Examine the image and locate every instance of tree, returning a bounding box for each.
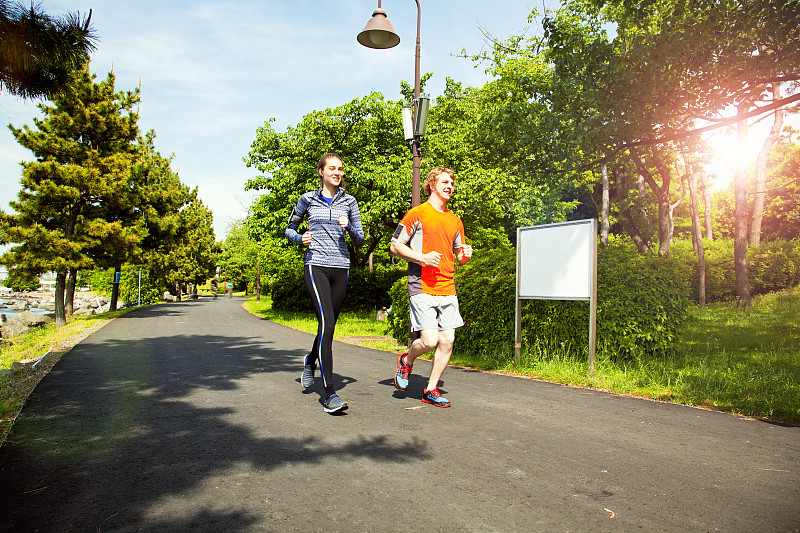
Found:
[482,0,799,303]
[219,220,258,293]
[0,1,97,99]
[758,142,800,241]
[161,197,217,299]
[1,67,139,326]
[245,92,411,268]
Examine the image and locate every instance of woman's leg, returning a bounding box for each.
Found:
[304,265,346,398]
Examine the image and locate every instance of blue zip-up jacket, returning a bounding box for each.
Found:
[285,187,365,268]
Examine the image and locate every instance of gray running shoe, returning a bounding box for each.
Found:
[301,365,315,388]
[323,393,348,414]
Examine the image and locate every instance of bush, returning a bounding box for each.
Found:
[82,266,162,305]
[269,266,406,313]
[344,267,406,311]
[389,240,693,361]
[387,276,411,343]
[671,238,800,302]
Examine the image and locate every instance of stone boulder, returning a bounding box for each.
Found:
[3,310,54,338]
[8,300,28,311]
[163,292,175,302]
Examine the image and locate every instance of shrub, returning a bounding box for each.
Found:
[269,266,406,313]
[387,276,410,343]
[671,238,800,302]
[389,239,693,361]
[82,266,162,305]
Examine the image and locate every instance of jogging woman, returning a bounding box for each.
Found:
[285,153,365,414]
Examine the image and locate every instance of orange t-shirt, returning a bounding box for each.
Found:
[392,202,465,296]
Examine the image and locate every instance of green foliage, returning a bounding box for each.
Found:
[386,276,410,344]
[389,240,693,361]
[672,238,800,302]
[0,3,97,100]
[761,142,800,241]
[269,270,309,313]
[219,219,258,292]
[245,93,410,270]
[81,266,162,305]
[270,266,407,314]
[3,268,40,291]
[345,267,406,312]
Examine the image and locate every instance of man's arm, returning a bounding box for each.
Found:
[390,240,443,268]
[456,244,473,264]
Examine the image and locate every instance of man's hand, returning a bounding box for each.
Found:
[302,231,313,246]
[420,250,443,267]
[458,244,473,263]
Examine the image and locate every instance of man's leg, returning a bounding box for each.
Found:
[405,329,439,366]
[426,329,455,391]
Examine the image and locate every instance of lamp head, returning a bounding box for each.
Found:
[357,8,401,49]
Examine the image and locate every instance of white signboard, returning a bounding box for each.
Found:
[514,219,598,374]
[517,220,595,300]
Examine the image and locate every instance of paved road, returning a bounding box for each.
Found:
[0,297,797,532]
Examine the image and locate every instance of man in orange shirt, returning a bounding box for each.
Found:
[390,167,473,407]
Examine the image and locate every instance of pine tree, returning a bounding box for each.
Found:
[1,67,140,326]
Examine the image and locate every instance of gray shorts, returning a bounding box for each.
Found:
[409,293,464,332]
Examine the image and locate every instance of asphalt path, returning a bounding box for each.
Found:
[0,296,797,532]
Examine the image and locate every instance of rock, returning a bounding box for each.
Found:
[0,338,13,349]
[11,360,30,372]
[163,292,175,302]
[8,300,28,311]
[3,310,54,338]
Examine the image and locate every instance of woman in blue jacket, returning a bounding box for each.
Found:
[285,153,365,414]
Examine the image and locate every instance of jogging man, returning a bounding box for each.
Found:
[389,167,473,407]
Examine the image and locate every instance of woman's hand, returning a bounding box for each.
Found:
[338,214,348,228]
[302,231,313,246]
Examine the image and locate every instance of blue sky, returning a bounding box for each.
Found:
[0,0,549,236]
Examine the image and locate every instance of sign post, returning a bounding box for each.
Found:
[515,219,598,376]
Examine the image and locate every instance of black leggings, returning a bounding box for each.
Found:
[303,264,349,391]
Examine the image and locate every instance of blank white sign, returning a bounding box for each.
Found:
[517,220,595,300]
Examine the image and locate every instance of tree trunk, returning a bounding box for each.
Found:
[701,173,714,241]
[600,163,610,246]
[687,163,706,307]
[668,172,687,246]
[749,83,784,246]
[110,266,121,311]
[614,167,651,254]
[630,148,672,257]
[54,270,67,328]
[255,251,261,302]
[175,280,182,302]
[65,268,77,315]
[734,103,752,307]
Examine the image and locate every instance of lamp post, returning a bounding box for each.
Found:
[358,0,427,207]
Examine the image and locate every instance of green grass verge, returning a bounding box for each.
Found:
[245,288,800,425]
[243,297,405,353]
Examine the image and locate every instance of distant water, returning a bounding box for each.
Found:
[0,299,53,320]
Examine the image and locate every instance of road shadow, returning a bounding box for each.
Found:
[0,304,430,532]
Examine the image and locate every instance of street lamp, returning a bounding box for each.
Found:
[358,0,428,207]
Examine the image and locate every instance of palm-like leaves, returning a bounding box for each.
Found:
[0,0,97,99]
